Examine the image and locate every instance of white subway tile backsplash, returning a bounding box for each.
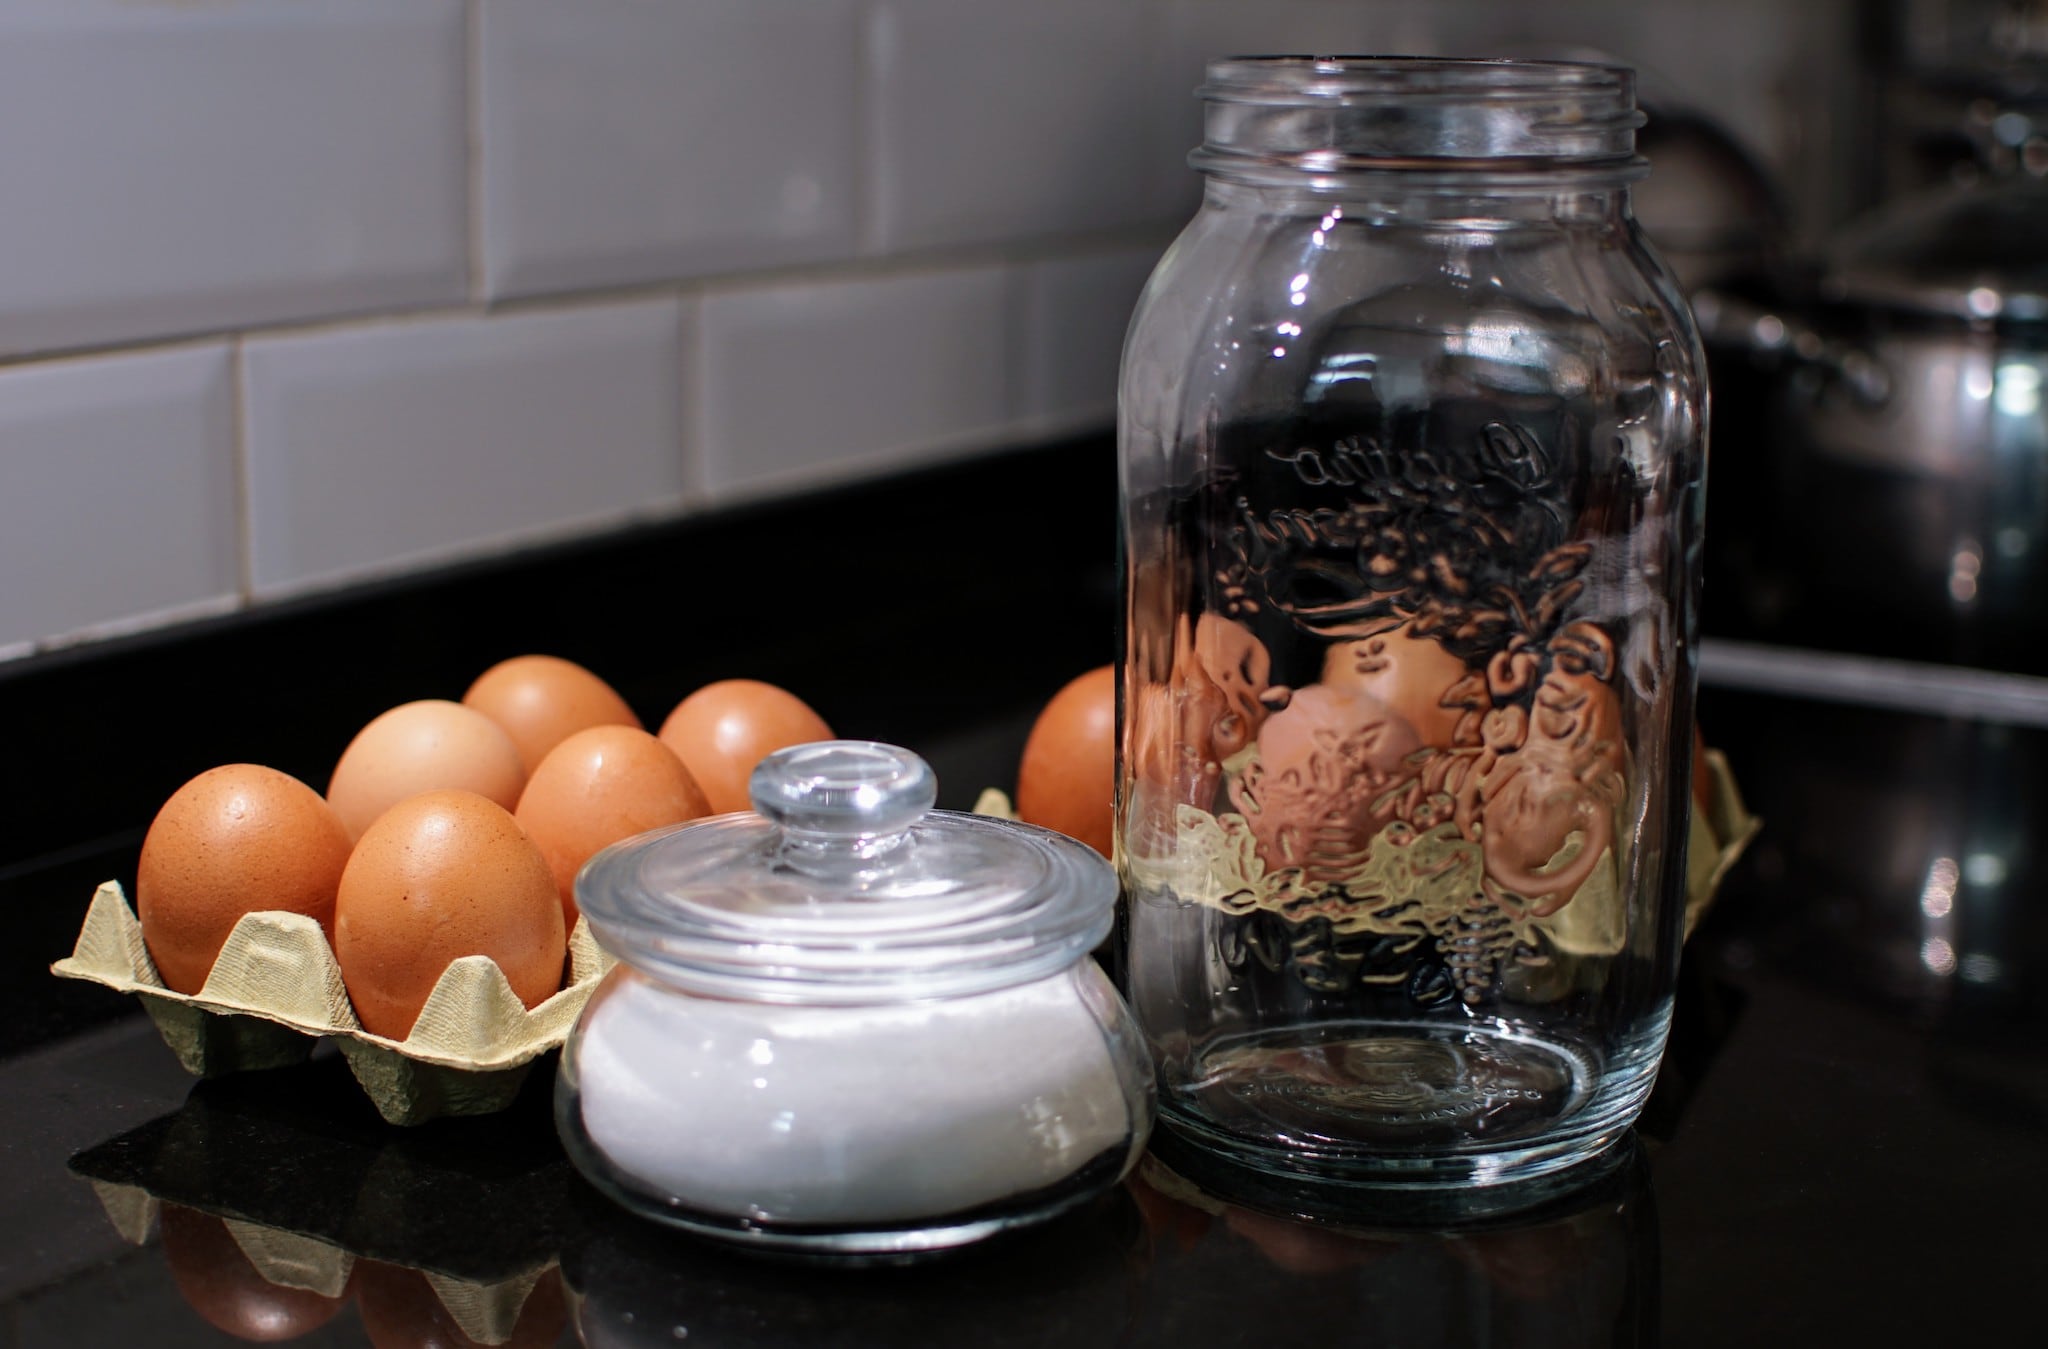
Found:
[0,0,1860,663]
[479,0,863,299]
[868,0,1159,252]
[242,300,688,599]
[1018,245,1163,432]
[0,1,468,358]
[697,267,1011,500]
[0,346,238,651]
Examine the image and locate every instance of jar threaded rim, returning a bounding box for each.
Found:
[1195,56,1648,187]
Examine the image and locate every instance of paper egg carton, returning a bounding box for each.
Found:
[1684,748,1761,938]
[51,881,613,1125]
[86,1179,556,1347]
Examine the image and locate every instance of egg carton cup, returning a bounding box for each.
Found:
[1684,748,1761,939]
[51,881,614,1125]
[85,1178,551,1347]
[973,747,1759,941]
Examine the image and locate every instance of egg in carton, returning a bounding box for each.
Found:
[51,881,613,1125]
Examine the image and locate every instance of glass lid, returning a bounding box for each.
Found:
[575,741,1116,1003]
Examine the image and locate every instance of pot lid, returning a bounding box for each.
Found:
[574,740,1115,1003]
[1823,174,2048,323]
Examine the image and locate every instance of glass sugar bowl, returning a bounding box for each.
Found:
[558,740,1155,1256]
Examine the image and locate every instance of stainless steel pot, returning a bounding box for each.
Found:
[1701,170,2048,673]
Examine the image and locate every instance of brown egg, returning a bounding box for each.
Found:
[657,679,835,814]
[137,764,354,995]
[159,1203,350,1342]
[1253,683,1423,786]
[355,1261,565,1349]
[1128,615,1276,815]
[462,654,641,773]
[1016,665,1116,858]
[334,790,566,1041]
[1233,683,1422,887]
[1320,623,1473,748]
[516,725,711,925]
[327,700,527,842]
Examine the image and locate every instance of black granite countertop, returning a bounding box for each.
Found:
[2,684,2040,1347]
[1,441,2041,1346]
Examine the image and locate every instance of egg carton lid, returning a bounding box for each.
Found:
[51,882,613,1124]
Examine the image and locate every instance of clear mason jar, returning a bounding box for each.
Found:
[558,741,1154,1256]
[1118,58,1707,1192]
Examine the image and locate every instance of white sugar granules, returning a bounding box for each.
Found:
[570,964,1137,1226]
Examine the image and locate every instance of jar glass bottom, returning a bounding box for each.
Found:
[1155,1004,1671,1197]
[558,1086,1140,1257]
[1144,1124,1644,1228]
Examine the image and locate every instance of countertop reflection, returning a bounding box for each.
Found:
[66,1046,1659,1349]
[1122,1138,1655,1349]
[567,1137,1655,1349]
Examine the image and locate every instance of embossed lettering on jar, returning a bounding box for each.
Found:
[1117,57,1706,1192]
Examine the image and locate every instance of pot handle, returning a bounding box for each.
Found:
[1691,288,1892,407]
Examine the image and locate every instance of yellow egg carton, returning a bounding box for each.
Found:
[51,881,614,1126]
[1684,748,1762,939]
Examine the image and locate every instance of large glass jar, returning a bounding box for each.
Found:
[559,741,1153,1256]
[1118,58,1706,1191]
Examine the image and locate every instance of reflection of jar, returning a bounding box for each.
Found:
[559,741,1154,1255]
[564,1184,1147,1349]
[1118,59,1706,1190]
[1127,1135,1658,1347]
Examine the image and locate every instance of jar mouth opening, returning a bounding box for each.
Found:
[1196,55,1646,182]
[1203,56,1637,106]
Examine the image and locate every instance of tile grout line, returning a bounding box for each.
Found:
[677,284,708,509]
[0,225,1174,375]
[1003,256,1031,428]
[227,336,255,608]
[855,0,883,257]
[465,0,487,304]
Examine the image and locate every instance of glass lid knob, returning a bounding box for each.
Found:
[749,741,938,844]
